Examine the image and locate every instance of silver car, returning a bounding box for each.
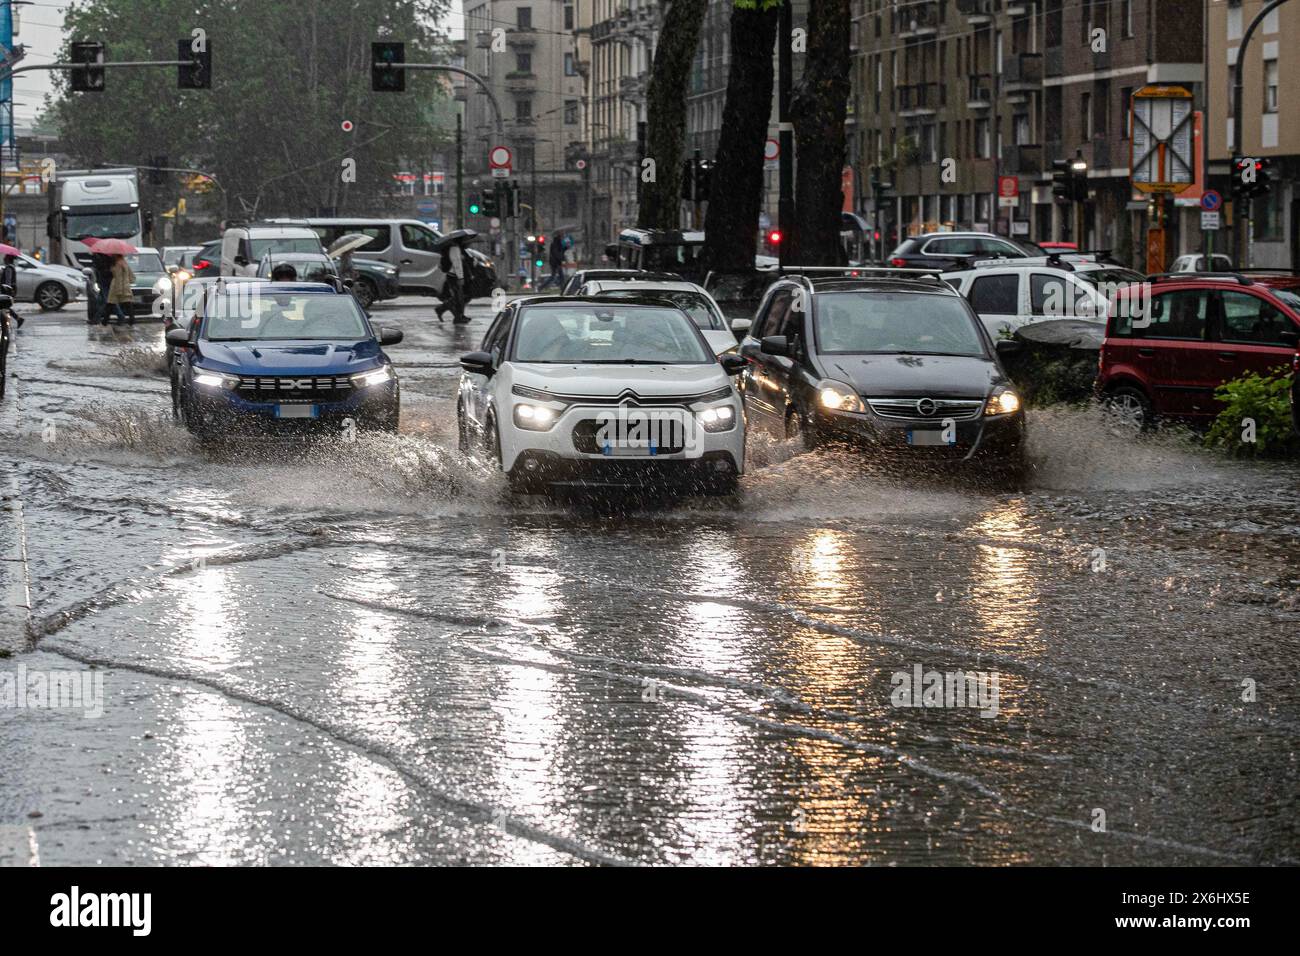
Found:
[8,253,84,311]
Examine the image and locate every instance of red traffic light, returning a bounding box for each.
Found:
[767,229,782,245]
[537,235,546,244]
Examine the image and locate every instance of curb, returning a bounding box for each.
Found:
[0,338,31,655]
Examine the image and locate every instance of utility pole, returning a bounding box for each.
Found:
[777,0,794,266]
[455,112,464,231]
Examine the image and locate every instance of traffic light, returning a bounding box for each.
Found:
[371,42,406,92]
[70,41,106,92]
[1051,159,1072,203]
[467,194,482,216]
[506,181,521,218]
[1231,156,1271,200]
[695,159,713,202]
[766,229,783,252]
[481,186,499,218]
[534,235,545,268]
[178,38,211,89]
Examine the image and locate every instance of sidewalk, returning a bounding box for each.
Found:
[0,338,32,656]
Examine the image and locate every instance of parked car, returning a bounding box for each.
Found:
[1097,272,1300,428]
[1170,253,1235,273]
[887,232,1046,271]
[220,223,325,276]
[943,261,1144,339]
[560,269,684,296]
[736,273,1027,482]
[168,281,402,440]
[188,240,223,278]
[271,217,497,299]
[456,296,747,495]
[575,278,735,355]
[161,245,202,270]
[253,251,401,308]
[7,252,84,311]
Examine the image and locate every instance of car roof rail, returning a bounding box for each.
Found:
[1234,267,1300,275]
[1148,271,1253,285]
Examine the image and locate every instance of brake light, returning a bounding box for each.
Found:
[889,257,907,268]
[193,259,211,271]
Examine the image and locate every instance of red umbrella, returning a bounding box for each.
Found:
[90,238,137,255]
[0,242,20,257]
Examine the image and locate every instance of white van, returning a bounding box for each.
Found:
[943,262,1145,339]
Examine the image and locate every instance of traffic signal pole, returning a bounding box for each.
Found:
[1228,0,1290,266]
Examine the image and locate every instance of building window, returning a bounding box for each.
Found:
[1121,87,1133,137]
[564,4,574,31]
[1081,92,1093,138]
[1014,114,1030,145]
[565,99,578,125]
[517,6,532,29]
[564,53,577,76]
[516,52,531,74]
[563,191,579,217]
[1122,0,1134,37]
[1253,192,1281,241]
[515,99,532,122]
[975,118,990,158]
[1264,59,1278,113]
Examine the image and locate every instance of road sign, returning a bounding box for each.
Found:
[998,175,1019,208]
[1201,211,1221,231]
[1201,189,1222,212]
[1130,85,1194,193]
[764,138,779,170]
[489,145,512,169]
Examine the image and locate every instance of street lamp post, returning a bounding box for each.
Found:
[1070,150,1088,249]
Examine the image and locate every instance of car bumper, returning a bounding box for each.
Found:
[499,399,745,485]
[812,406,1026,465]
[187,381,400,435]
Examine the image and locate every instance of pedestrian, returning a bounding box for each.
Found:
[435,240,469,324]
[1,254,22,330]
[539,234,566,291]
[104,253,134,326]
[91,252,114,323]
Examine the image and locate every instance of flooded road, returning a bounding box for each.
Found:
[2,300,1297,866]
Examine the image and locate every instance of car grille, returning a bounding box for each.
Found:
[235,375,354,403]
[571,417,688,455]
[867,397,984,422]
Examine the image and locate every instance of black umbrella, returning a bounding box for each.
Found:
[432,229,480,252]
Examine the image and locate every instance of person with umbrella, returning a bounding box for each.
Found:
[539,232,568,291]
[434,229,477,325]
[94,238,138,327]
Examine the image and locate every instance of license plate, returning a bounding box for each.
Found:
[601,441,657,457]
[907,428,955,446]
[276,404,317,419]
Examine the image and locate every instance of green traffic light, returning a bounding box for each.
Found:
[469,203,481,215]
[534,259,544,267]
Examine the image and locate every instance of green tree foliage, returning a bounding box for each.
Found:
[1204,367,1299,457]
[48,0,451,220]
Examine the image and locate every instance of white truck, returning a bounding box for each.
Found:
[47,168,146,269]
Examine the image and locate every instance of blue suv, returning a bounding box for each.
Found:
[168,281,402,440]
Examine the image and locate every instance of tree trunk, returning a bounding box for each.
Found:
[700,2,780,273]
[638,0,708,230]
[791,0,851,265]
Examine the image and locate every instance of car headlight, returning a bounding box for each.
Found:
[513,402,558,431]
[985,388,1022,416]
[174,269,191,283]
[194,369,238,390]
[351,366,394,388]
[698,403,737,432]
[152,276,171,296]
[818,380,866,413]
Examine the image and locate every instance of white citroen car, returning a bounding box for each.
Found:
[457,296,746,495]
[575,278,738,355]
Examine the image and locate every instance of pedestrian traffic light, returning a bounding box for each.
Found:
[371,42,406,93]
[69,41,106,92]
[178,38,211,89]
[467,194,482,216]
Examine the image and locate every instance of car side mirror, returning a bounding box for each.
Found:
[720,354,747,376]
[995,339,1022,354]
[460,350,494,376]
[730,317,752,335]
[379,327,403,346]
[165,328,190,346]
[1279,330,1300,349]
[760,335,790,357]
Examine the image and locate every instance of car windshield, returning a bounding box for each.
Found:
[815,291,986,356]
[127,253,164,273]
[512,304,712,364]
[263,256,333,280]
[65,208,140,240]
[1014,239,1047,255]
[203,291,369,341]
[1272,289,1300,312]
[249,237,323,259]
[595,289,723,329]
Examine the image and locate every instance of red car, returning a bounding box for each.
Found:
[1097,272,1300,428]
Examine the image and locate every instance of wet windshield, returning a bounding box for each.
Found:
[594,289,723,329]
[512,305,712,364]
[815,292,986,356]
[126,253,165,274]
[203,291,369,341]
[249,238,324,258]
[65,209,140,240]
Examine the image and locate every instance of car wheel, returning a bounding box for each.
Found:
[785,406,817,450]
[457,402,471,453]
[1103,385,1153,432]
[170,374,180,422]
[484,412,502,468]
[352,278,376,310]
[36,281,68,312]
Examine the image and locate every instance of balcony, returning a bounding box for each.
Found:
[1006,0,1037,15]
[897,82,940,116]
[894,1,940,38]
[1091,48,1110,71]
[1001,143,1044,175]
[956,0,997,25]
[1003,52,1042,93]
[504,72,537,93]
[967,74,992,109]
[506,28,536,48]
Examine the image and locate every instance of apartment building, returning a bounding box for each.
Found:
[1208,0,1299,269]
[462,1,589,267]
[852,0,1201,267]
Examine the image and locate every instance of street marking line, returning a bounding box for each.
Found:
[0,825,39,867]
